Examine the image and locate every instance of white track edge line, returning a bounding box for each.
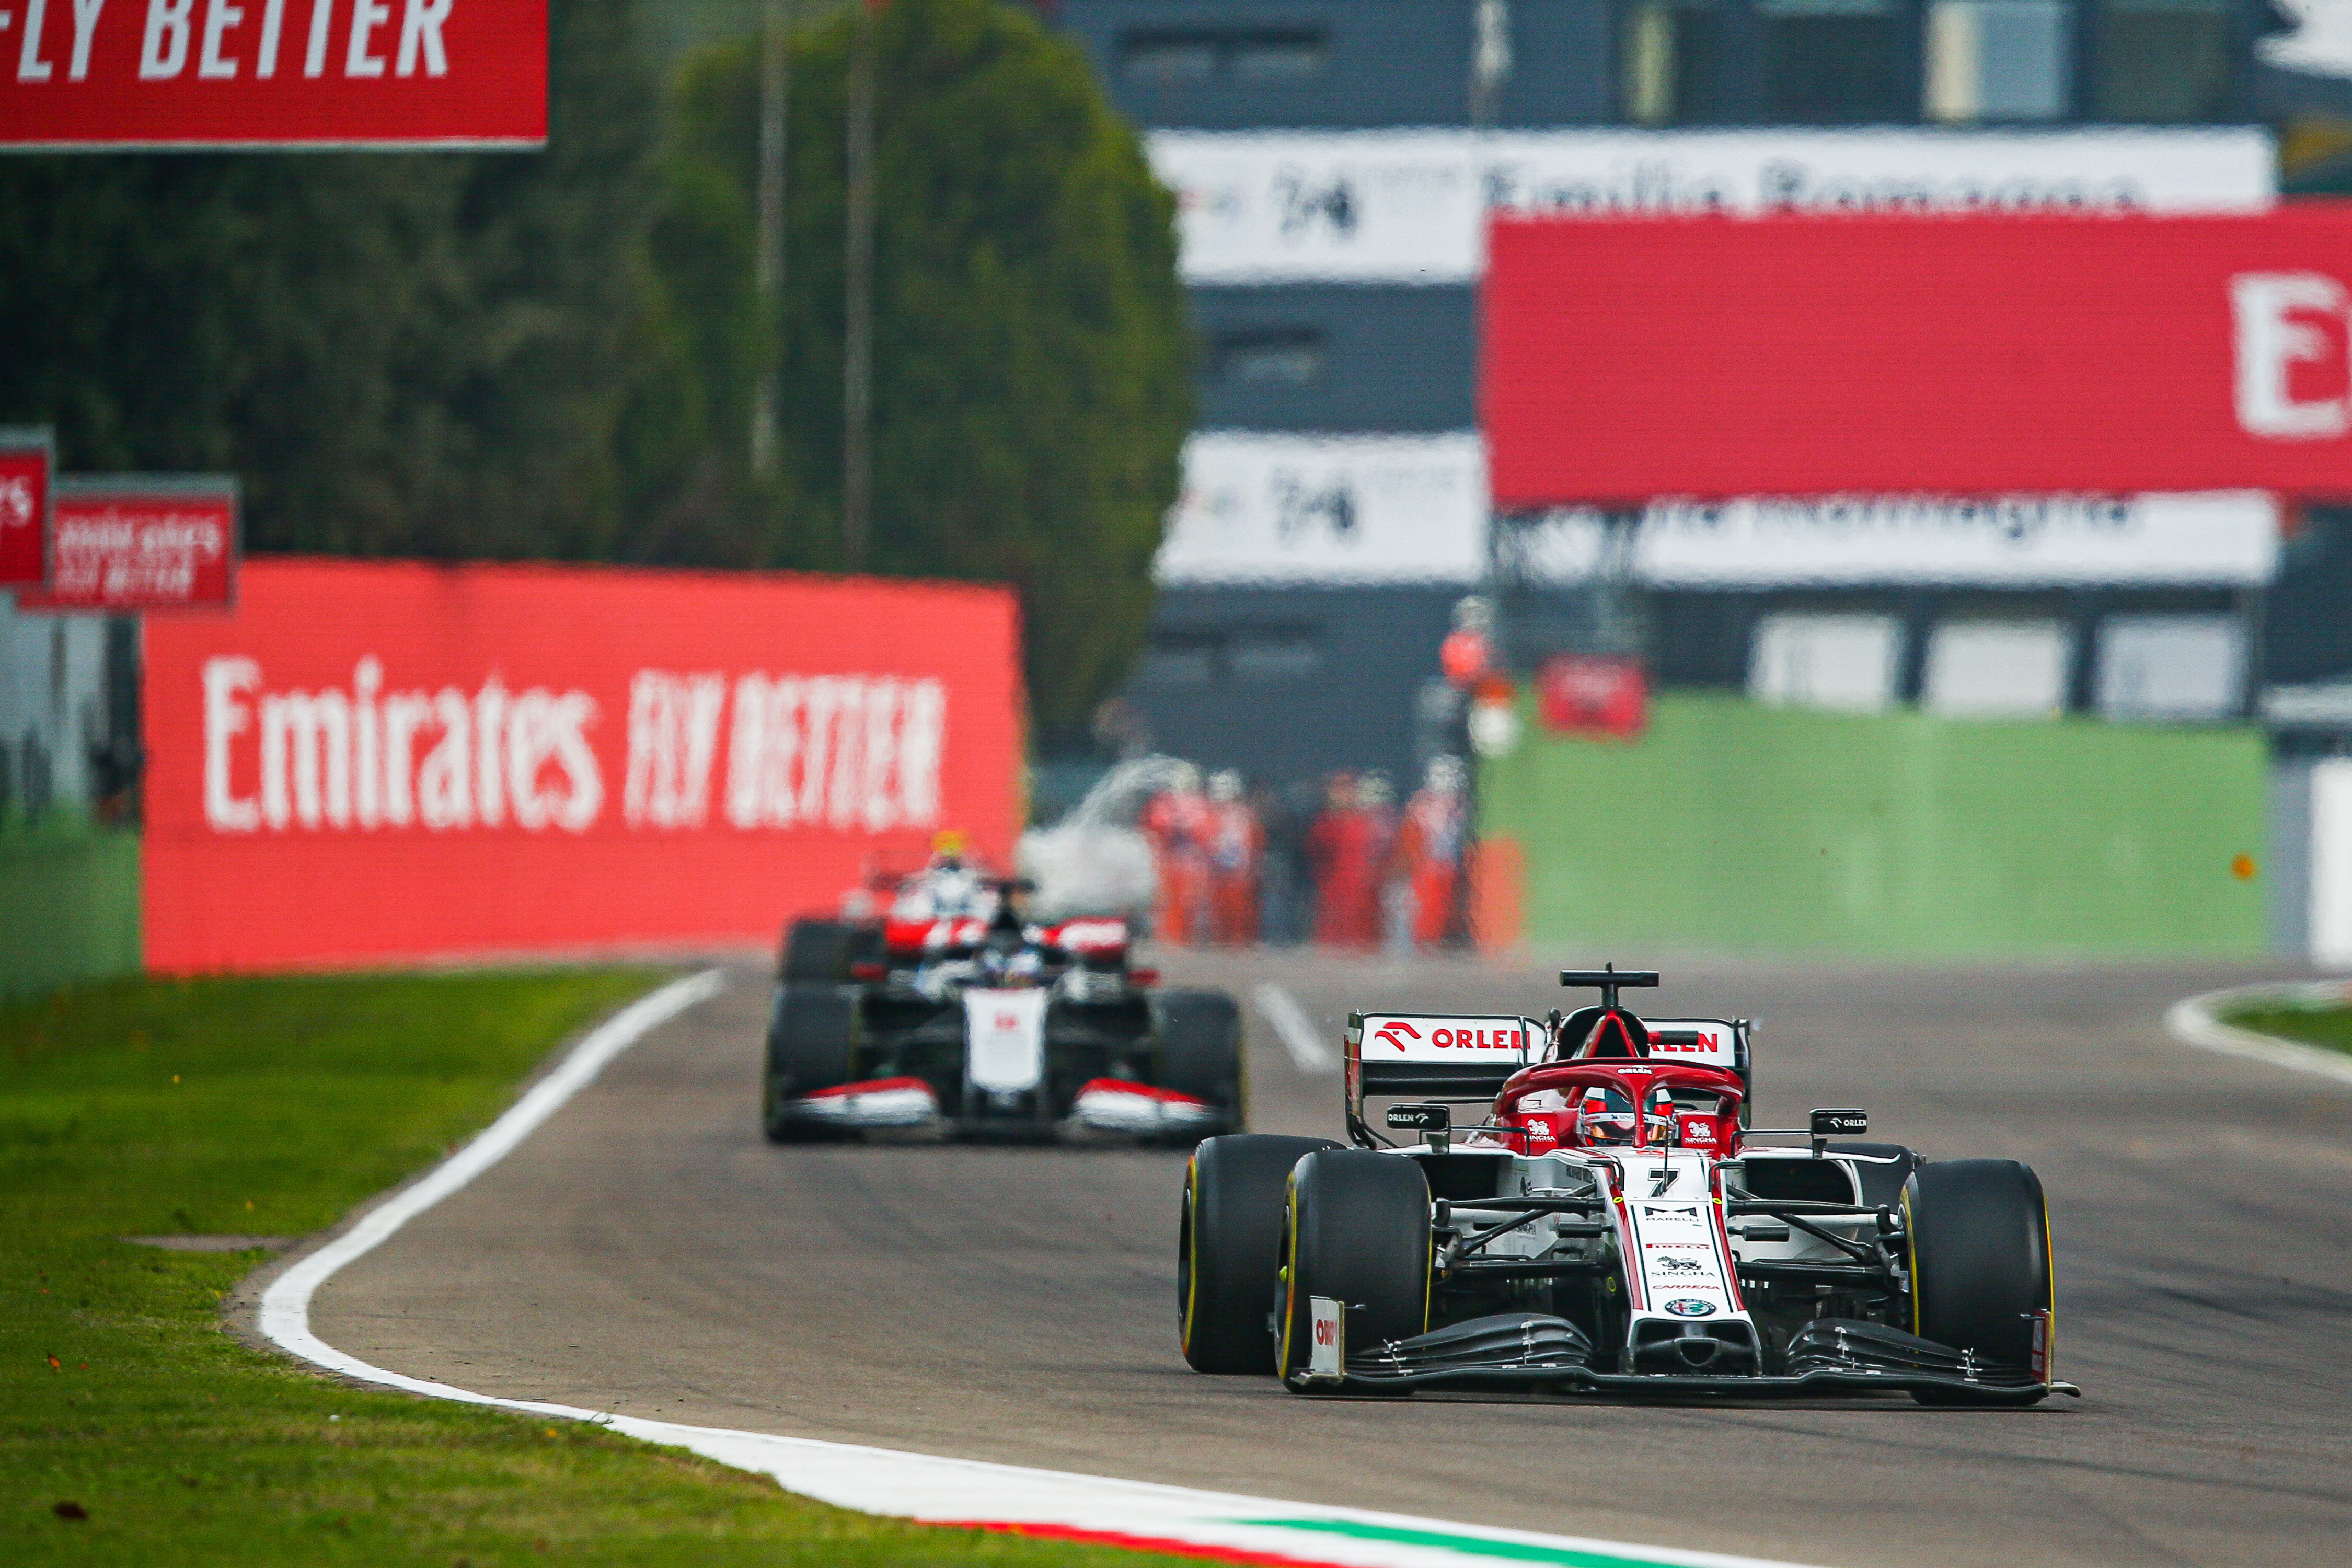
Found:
[2163,979,2352,1089]
[1253,981,1339,1074]
[256,964,1824,1568]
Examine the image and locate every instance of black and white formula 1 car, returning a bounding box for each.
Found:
[1179,966,2077,1405]
[762,879,1242,1144]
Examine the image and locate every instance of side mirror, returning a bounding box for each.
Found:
[1386,1102,1452,1151]
[1809,1106,1867,1158]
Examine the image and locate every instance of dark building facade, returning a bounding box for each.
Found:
[1050,0,2289,790]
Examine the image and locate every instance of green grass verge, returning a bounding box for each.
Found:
[2221,1002,2352,1057]
[2,970,1189,1566]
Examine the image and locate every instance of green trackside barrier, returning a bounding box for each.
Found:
[0,817,141,1000]
[1479,693,2269,958]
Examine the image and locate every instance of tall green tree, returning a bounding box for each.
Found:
[0,0,659,561]
[652,0,1194,735]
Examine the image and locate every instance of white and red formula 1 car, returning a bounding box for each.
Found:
[1179,965,2076,1404]
[762,870,1241,1144]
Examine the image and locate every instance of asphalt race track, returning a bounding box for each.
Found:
[308,951,2352,1568]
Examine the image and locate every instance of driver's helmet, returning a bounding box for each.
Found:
[1573,1085,1638,1146]
[927,864,983,918]
[1644,1082,1680,1144]
[1573,1082,1680,1147]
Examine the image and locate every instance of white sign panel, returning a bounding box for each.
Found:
[1517,492,2279,587]
[1152,128,2276,285]
[1159,131,1484,286]
[1156,432,1488,586]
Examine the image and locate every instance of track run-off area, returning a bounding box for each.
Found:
[283,951,2352,1568]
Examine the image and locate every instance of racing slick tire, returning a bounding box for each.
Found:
[760,983,857,1144]
[1904,1158,2054,1405]
[1827,1140,1921,1209]
[1155,989,1246,1131]
[780,919,852,983]
[1180,1134,1341,1374]
[1275,1150,1432,1392]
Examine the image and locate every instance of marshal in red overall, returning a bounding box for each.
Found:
[1178,966,2074,1404]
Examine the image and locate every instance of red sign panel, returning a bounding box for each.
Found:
[142,558,1023,972]
[1482,203,2352,506]
[16,478,238,611]
[0,0,545,147]
[1535,655,1647,740]
[0,430,53,587]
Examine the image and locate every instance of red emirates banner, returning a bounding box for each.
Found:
[0,429,54,587]
[142,558,1023,971]
[1483,203,2352,505]
[16,476,238,611]
[0,0,545,147]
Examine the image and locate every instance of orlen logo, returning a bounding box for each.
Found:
[1370,1020,1526,1051]
[1652,1031,1722,1056]
[2232,272,2352,440]
[1430,1025,1524,1050]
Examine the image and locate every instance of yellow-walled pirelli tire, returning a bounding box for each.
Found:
[1274,1150,1433,1393]
[1179,1134,1341,1374]
[1904,1158,2055,1407]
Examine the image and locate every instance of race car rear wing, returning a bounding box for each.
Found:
[1640,1017,1755,1122]
[1345,1012,1540,1146]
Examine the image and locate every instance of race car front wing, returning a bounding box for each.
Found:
[1323,1312,2081,1402]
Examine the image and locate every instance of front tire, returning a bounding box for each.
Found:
[1274,1150,1432,1391]
[1155,989,1246,1131]
[780,919,852,983]
[1179,1134,1340,1373]
[1905,1158,2054,1404]
[762,984,856,1144]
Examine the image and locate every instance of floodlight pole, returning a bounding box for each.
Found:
[841,0,878,571]
[750,0,792,479]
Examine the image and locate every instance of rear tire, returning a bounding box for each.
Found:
[1179,1134,1340,1374]
[780,919,852,983]
[1155,989,1245,1129]
[1905,1158,2053,1405]
[762,983,856,1144]
[1275,1150,1432,1391]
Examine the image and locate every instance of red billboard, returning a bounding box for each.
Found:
[142,558,1023,972]
[1482,203,2352,506]
[0,0,545,147]
[0,430,53,587]
[16,477,237,612]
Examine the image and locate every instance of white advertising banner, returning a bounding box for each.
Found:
[1158,438,2277,589]
[1518,492,2280,587]
[1156,431,1488,585]
[1151,127,2276,285]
